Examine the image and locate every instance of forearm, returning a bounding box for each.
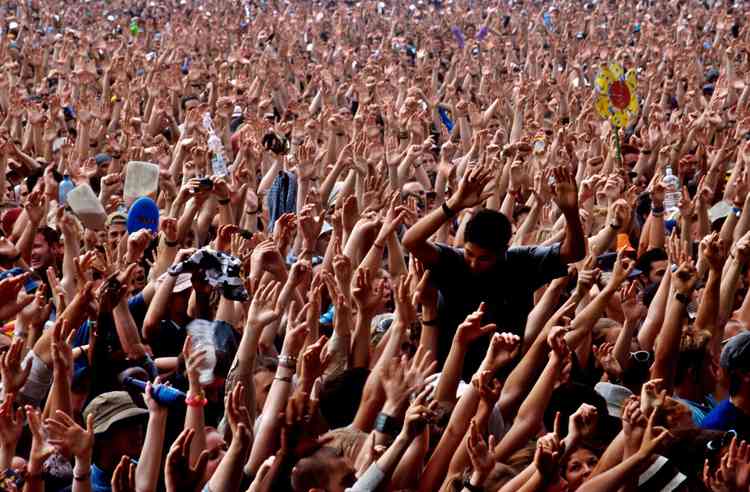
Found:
[136,411,167,492]
[113,302,147,360]
[42,368,72,421]
[246,365,294,474]
[16,216,40,264]
[208,441,248,492]
[567,284,618,350]
[613,319,638,373]
[351,312,373,369]
[72,454,92,492]
[385,232,407,278]
[419,387,480,492]
[638,271,671,351]
[495,356,562,461]
[720,257,743,321]
[577,453,651,492]
[651,297,685,392]
[142,277,176,341]
[390,430,428,490]
[434,340,468,403]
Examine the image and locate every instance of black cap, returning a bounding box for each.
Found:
[720,332,750,371]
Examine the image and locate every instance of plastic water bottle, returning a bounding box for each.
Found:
[662,166,681,215]
[187,319,217,386]
[203,113,228,176]
[58,175,74,206]
[122,377,186,406]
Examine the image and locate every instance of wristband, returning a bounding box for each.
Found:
[651,205,665,214]
[278,354,298,369]
[165,239,179,247]
[733,207,742,217]
[218,197,230,205]
[185,394,208,407]
[462,480,483,492]
[246,208,260,214]
[274,376,292,383]
[374,412,402,438]
[422,318,439,326]
[674,292,690,304]
[73,469,91,481]
[442,201,456,218]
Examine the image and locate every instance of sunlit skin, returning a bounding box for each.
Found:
[564,447,599,491]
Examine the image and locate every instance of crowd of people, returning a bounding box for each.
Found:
[0,0,750,490]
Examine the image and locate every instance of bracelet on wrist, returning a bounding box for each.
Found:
[274,375,293,383]
[278,354,298,370]
[442,201,456,218]
[246,207,260,214]
[73,469,91,481]
[218,197,230,205]
[165,239,179,247]
[185,394,208,407]
[422,318,439,326]
[374,412,402,438]
[462,478,484,492]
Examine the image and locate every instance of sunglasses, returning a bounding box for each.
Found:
[630,351,651,364]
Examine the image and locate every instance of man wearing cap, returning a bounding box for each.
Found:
[82,391,147,492]
[105,211,128,253]
[701,332,750,439]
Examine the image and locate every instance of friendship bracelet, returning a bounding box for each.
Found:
[186,394,208,407]
[274,376,292,383]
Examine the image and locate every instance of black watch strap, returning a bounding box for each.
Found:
[442,201,456,218]
[675,292,690,304]
[462,479,483,492]
[374,412,402,438]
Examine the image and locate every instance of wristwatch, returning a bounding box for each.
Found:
[462,479,483,492]
[374,412,402,438]
[674,292,690,304]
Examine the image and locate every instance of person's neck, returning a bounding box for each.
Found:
[731,392,750,416]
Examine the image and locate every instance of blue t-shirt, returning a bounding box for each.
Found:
[678,394,717,426]
[701,398,750,440]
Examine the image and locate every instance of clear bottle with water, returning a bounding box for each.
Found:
[202,113,228,177]
[58,175,74,206]
[662,166,681,215]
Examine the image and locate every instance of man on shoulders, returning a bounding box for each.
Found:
[403,165,586,377]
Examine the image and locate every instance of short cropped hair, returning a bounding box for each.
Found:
[464,209,513,253]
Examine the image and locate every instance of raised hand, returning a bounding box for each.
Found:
[593,342,622,380]
[700,232,726,272]
[672,259,698,295]
[46,410,95,460]
[467,418,496,484]
[0,395,23,461]
[0,339,31,396]
[456,302,497,345]
[352,267,382,316]
[25,406,55,476]
[165,429,210,492]
[551,165,579,213]
[482,332,521,373]
[111,455,137,492]
[568,403,598,446]
[448,164,494,211]
[247,280,281,329]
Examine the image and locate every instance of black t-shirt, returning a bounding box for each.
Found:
[429,242,568,379]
